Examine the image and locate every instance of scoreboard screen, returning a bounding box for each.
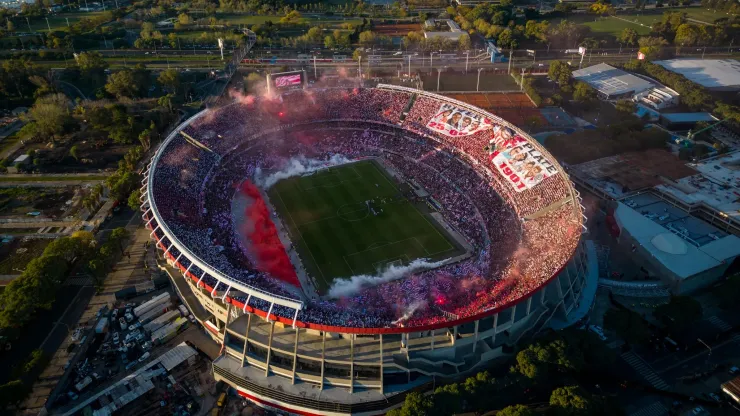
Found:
[267,70,306,94]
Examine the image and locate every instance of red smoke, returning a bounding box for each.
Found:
[239,181,301,287]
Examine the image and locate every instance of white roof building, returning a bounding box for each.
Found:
[613,195,740,294]
[654,59,740,91]
[572,63,654,99]
[655,151,740,232]
[423,19,465,41]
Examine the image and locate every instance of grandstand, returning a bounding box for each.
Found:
[141,86,597,415]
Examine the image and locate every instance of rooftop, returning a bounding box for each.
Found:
[660,112,717,123]
[654,59,740,90]
[615,197,740,279]
[572,63,653,97]
[569,149,697,198]
[655,151,740,221]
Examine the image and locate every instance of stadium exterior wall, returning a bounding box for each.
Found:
[142,87,594,415]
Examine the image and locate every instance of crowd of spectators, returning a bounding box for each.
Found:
[146,87,582,330]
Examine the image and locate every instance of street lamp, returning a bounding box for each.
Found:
[436,67,442,92]
[464,51,470,73]
[477,67,484,92]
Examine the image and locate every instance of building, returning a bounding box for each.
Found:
[572,63,654,100]
[7,154,30,174]
[659,112,717,131]
[654,59,740,91]
[609,196,740,294]
[632,86,680,110]
[143,87,598,416]
[422,19,465,41]
[654,151,740,235]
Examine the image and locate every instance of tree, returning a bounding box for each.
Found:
[105,69,138,98]
[511,339,583,380]
[498,404,535,416]
[75,51,108,75]
[638,36,669,60]
[573,81,597,102]
[29,93,71,140]
[674,23,701,46]
[280,10,302,24]
[603,308,649,345]
[324,34,336,49]
[359,30,377,46]
[458,33,472,51]
[386,392,433,416]
[615,99,636,114]
[550,386,591,416]
[110,227,129,254]
[157,94,174,113]
[177,13,191,25]
[69,145,79,161]
[654,296,702,333]
[548,61,572,86]
[618,28,638,46]
[128,189,142,211]
[0,380,26,409]
[157,69,180,94]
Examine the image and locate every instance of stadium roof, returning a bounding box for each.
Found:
[572,63,654,98]
[655,151,740,222]
[654,59,740,90]
[615,197,740,279]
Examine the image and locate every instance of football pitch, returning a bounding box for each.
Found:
[267,160,463,293]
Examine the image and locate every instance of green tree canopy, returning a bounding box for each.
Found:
[550,386,592,416]
[105,69,139,98]
[498,404,535,416]
[157,69,180,94]
[386,392,433,416]
[29,93,72,140]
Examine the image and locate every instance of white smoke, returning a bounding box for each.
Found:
[327,258,448,298]
[391,301,427,325]
[256,155,353,189]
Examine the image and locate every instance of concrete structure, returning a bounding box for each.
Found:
[142,87,598,415]
[654,59,740,91]
[7,154,30,173]
[609,195,740,294]
[632,86,679,110]
[572,63,654,100]
[422,19,465,41]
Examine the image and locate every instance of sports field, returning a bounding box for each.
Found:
[268,160,462,292]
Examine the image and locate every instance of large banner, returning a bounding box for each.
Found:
[426,103,493,137]
[488,125,558,192]
[274,73,302,88]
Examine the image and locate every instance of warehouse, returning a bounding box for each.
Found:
[572,63,654,100]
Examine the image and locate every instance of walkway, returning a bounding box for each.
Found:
[621,351,670,391]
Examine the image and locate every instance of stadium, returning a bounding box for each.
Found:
[140,74,596,415]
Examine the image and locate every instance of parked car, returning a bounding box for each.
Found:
[730,366,739,375]
[112,332,120,344]
[118,317,127,330]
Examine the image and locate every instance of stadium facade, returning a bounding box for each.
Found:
[141,86,598,415]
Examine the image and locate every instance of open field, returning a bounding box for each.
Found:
[445,92,542,127]
[25,11,110,31]
[373,23,422,36]
[0,238,52,275]
[419,72,519,92]
[268,160,461,292]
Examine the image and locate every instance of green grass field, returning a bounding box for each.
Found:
[25,11,110,32]
[268,160,461,292]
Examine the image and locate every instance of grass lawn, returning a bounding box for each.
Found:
[268,160,461,292]
[26,11,110,32]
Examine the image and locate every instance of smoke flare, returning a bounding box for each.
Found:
[256,155,353,189]
[239,181,300,287]
[327,259,448,298]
